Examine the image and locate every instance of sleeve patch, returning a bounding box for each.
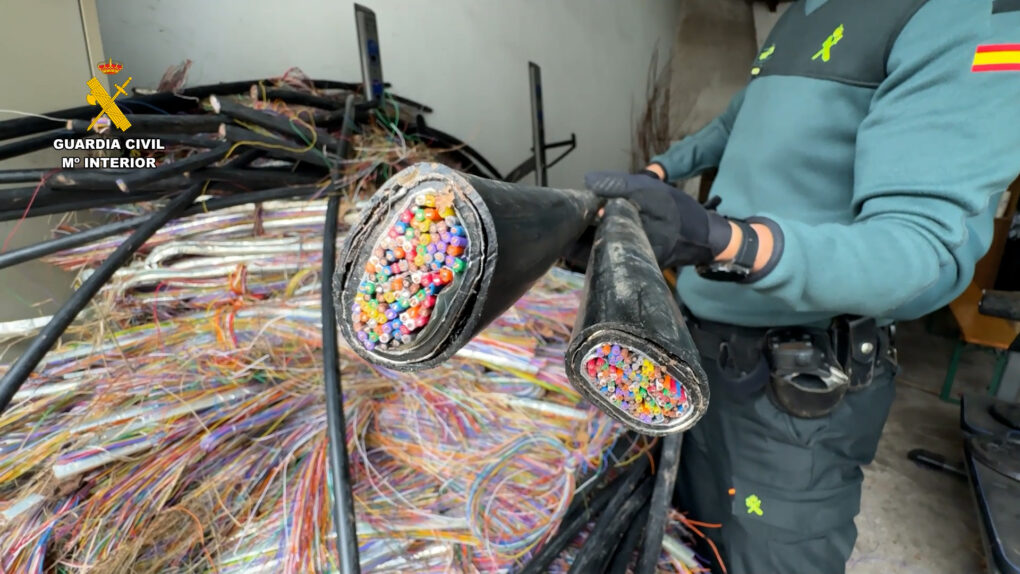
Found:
[972,44,1020,72]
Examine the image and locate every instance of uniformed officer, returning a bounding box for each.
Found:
[585,0,1020,572]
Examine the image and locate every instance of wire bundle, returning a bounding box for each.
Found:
[351,189,470,352]
[0,197,658,572]
[547,510,719,574]
[0,70,708,572]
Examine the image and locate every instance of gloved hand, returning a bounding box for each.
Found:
[583,170,732,269]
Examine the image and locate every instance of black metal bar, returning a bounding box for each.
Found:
[115,145,230,193]
[528,62,547,186]
[544,136,577,150]
[0,184,205,414]
[0,130,74,161]
[606,500,652,574]
[517,457,650,574]
[503,156,536,185]
[504,134,577,183]
[634,433,683,574]
[545,133,577,169]
[322,95,361,574]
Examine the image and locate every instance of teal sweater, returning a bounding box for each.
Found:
[653,0,1020,327]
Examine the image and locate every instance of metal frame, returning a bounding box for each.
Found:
[940,342,1009,404]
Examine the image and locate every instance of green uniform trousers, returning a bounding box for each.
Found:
[677,352,896,574]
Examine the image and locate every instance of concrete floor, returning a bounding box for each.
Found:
[848,315,999,574]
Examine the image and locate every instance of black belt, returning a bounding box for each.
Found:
[685,312,896,416]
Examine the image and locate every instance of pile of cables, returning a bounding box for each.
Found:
[0,69,721,572]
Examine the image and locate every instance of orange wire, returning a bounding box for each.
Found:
[164,505,219,573]
[685,519,723,528]
[680,517,727,574]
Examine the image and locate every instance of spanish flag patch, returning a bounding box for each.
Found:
[972,44,1020,72]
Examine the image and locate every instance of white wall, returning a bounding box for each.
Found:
[0,0,107,339]
[665,0,756,198]
[96,0,679,188]
[752,2,792,48]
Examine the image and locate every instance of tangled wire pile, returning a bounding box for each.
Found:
[0,68,715,573]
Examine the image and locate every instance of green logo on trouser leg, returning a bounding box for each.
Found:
[812,24,844,62]
[745,494,764,516]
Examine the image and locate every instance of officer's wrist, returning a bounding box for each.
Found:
[642,163,667,181]
[714,221,773,272]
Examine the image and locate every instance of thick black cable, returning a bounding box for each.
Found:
[0,130,75,161]
[115,145,230,193]
[0,215,145,269]
[605,501,652,574]
[0,79,430,143]
[0,79,373,141]
[211,95,342,151]
[65,114,229,135]
[0,156,317,269]
[516,456,650,574]
[46,166,316,192]
[0,169,52,184]
[634,433,683,574]
[0,191,171,222]
[219,125,331,168]
[322,94,360,574]
[0,185,176,210]
[0,183,324,269]
[567,472,654,573]
[0,150,269,220]
[406,120,503,181]
[0,183,205,414]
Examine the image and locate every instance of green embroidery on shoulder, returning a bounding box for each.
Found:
[812,24,844,62]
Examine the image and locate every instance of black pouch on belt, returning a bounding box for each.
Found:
[686,316,771,398]
[832,315,881,391]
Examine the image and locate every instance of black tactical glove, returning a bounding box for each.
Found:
[583,171,732,269]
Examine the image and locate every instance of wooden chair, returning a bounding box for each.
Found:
[941,282,1020,401]
[941,178,1020,402]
